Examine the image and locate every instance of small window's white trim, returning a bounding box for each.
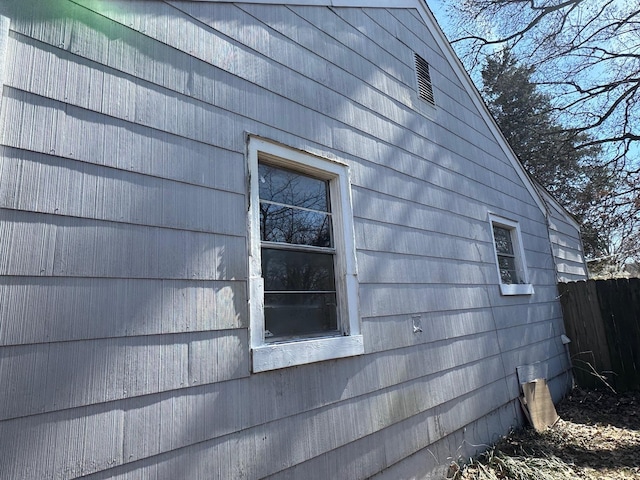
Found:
[252,335,364,373]
[498,283,535,296]
[247,136,362,372]
[488,214,534,296]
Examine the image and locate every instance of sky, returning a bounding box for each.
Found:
[425,0,452,37]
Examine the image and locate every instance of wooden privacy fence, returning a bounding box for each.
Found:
[558,278,640,392]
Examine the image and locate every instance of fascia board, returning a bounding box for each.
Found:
[171,0,549,216]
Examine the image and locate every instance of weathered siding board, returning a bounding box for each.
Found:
[0,277,245,345]
[0,330,249,420]
[496,320,558,355]
[180,1,418,100]
[0,209,245,280]
[369,385,515,479]
[373,367,574,480]
[360,284,493,318]
[363,309,498,353]
[357,250,494,285]
[349,156,544,225]
[344,122,534,211]
[237,3,416,95]
[5,46,249,150]
[333,7,433,84]
[499,339,565,380]
[490,301,563,330]
[539,188,588,282]
[547,210,580,237]
[527,269,562,289]
[0,15,8,111]
[356,216,555,285]
[553,244,586,264]
[0,105,244,194]
[0,147,245,235]
[352,188,497,240]
[0,404,125,480]
[351,190,552,270]
[356,218,493,262]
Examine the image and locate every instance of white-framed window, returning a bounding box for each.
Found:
[488,214,534,296]
[247,136,363,372]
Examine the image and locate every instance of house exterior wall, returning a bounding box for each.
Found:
[540,190,589,282]
[0,1,574,478]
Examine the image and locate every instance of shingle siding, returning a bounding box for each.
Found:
[0,1,579,478]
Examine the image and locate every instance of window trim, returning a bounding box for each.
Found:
[247,136,363,372]
[488,214,534,296]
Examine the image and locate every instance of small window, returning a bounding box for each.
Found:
[259,163,338,339]
[489,214,534,295]
[248,137,363,372]
[414,53,435,105]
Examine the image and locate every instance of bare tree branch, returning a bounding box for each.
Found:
[444,0,640,267]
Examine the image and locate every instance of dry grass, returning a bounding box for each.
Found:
[449,388,640,480]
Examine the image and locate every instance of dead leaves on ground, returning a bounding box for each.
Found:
[452,388,640,480]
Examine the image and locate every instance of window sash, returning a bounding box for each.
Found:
[260,201,333,248]
[258,162,339,341]
[496,252,520,284]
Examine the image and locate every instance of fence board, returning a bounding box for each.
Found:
[596,279,640,391]
[559,279,640,391]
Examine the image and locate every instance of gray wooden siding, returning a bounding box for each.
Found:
[0,1,571,478]
[542,192,589,281]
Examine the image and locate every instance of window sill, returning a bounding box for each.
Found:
[252,334,364,373]
[499,283,535,296]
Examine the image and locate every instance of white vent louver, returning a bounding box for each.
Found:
[414,53,435,105]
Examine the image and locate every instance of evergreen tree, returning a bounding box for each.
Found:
[481,50,612,256]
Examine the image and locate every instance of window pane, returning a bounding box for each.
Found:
[264,293,338,338]
[493,226,515,255]
[262,248,336,292]
[497,255,519,284]
[260,203,332,247]
[259,163,328,212]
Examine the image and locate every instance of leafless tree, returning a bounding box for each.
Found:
[444,0,639,268]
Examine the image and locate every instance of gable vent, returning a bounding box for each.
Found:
[414,53,435,105]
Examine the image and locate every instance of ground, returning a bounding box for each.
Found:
[451,388,640,479]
